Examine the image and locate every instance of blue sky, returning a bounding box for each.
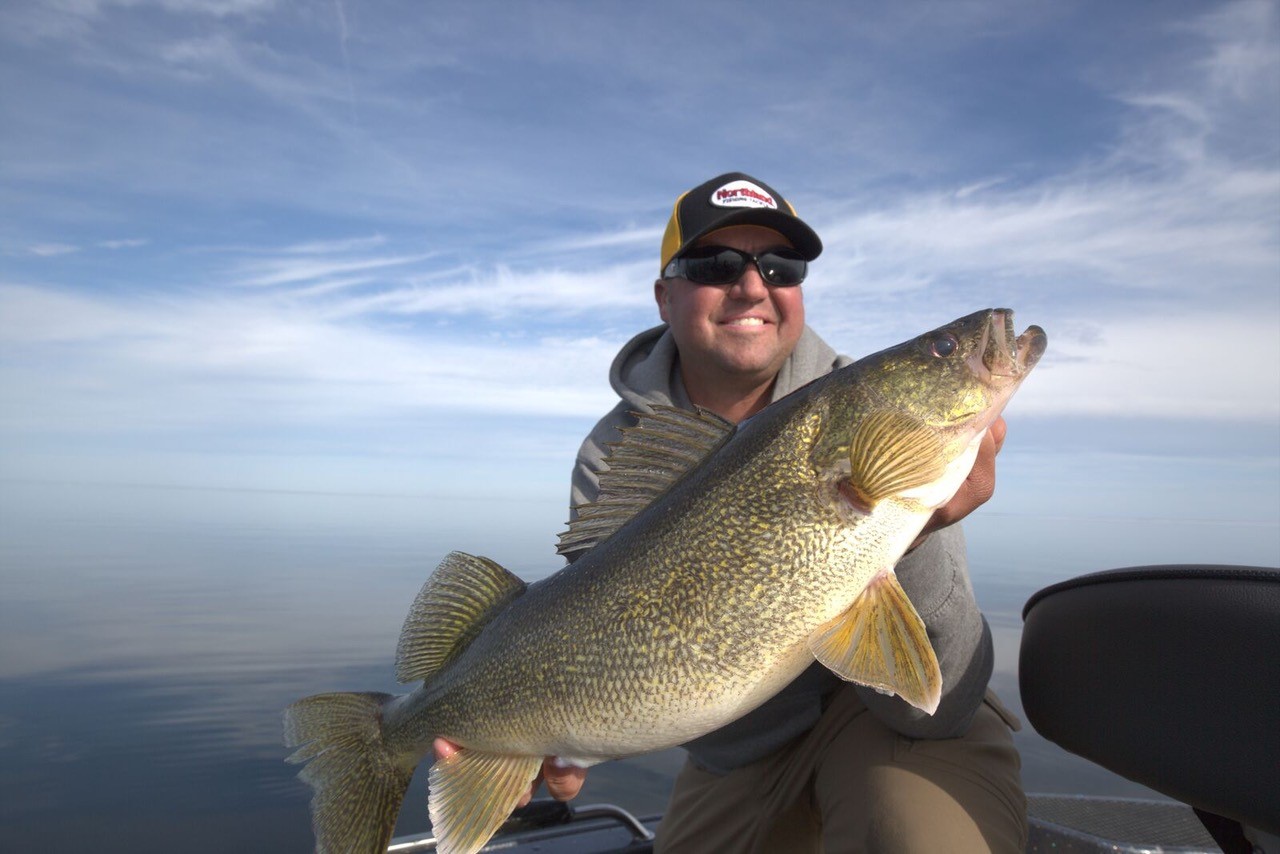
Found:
[1,0,1277,563]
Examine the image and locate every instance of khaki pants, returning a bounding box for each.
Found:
[655,686,1027,853]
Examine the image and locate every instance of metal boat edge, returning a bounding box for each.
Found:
[388,792,1227,853]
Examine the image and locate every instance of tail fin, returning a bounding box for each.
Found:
[283,691,414,854]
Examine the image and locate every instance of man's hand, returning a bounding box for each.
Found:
[432,738,587,807]
[911,416,1006,548]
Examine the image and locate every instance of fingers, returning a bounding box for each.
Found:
[433,737,459,761]
[518,758,587,806]
[919,420,1007,538]
[543,758,588,801]
[989,416,1007,455]
[965,426,999,508]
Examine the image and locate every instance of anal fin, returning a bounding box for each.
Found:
[428,749,543,854]
[808,570,942,714]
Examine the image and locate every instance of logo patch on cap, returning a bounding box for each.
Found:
[710,179,777,210]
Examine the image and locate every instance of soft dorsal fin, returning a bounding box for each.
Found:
[395,551,526,684]
[846,410,947,509]
[556,405,734,557]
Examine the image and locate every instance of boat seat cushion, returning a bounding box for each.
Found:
[1019,565,1280,834]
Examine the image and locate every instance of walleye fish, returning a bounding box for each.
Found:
[284,308,1046,854]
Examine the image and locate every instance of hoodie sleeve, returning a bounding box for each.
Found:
[853,523,994,739]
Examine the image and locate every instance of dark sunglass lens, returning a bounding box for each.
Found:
[682,248,746,284]
[674,247,806,286]
[759,251,807,286]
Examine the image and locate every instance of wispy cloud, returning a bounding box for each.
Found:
[812,162,1277,301]
[1011,310,1280,421]
[0,280,622,436]
[1187,0,1278,99]
[801,0,1279,425]
[26,243,80,257]
[278,235,387,255]
[541,227,664,254]
[321,263,657,320]
[232,252,436,288]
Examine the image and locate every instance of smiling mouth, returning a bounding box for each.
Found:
[723,317,767,327]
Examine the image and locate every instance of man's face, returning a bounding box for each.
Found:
[655,224,806,389]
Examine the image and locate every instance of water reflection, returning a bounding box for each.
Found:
[0,481,646,851]
[1,481,1275,852]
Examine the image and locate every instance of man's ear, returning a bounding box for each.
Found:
[654,279,670,323]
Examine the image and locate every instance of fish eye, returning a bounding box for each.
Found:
[929,334,959,358]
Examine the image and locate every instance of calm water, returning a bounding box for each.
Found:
[1,480,1276,852]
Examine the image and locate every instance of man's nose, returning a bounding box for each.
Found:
[728,265,769,299]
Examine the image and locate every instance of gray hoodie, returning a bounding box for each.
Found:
[569,324,995,774]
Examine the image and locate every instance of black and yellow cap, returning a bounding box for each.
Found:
[659,172,823,274]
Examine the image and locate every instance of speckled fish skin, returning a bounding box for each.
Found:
[284,308,1046,854]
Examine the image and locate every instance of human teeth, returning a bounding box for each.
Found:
[727,318,764,326]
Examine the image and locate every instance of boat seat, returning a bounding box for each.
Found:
[1019,565,1280,840]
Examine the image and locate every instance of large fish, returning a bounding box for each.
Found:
[284,308,1046,854]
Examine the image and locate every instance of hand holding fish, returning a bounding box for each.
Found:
[911,416,1007,550]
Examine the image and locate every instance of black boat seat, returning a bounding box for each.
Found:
[1019,565,1280,838]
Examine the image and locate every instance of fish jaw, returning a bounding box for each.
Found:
[982,308,1048,378]
[965,308,1047,426]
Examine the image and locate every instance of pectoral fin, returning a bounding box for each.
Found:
[428,749,543,854]
[808,571,942,715]
[846,410,947,509]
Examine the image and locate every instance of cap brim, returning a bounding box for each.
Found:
[670,208,823,266]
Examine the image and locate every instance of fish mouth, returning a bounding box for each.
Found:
[975,309,1047,380]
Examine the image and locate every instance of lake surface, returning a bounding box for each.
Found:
[1,479,1276,852]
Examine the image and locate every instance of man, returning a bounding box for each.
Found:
[439,172,1026,852]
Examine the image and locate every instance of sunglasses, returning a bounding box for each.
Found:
[663,245,808,287]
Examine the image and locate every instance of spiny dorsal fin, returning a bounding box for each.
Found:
[395,551,525,684]
[556,405,734,557]
[846,410,947,508]
[808,569,942,714]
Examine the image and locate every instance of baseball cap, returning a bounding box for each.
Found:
[659,172,823,274]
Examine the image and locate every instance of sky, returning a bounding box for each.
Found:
[1,0,1277,564]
